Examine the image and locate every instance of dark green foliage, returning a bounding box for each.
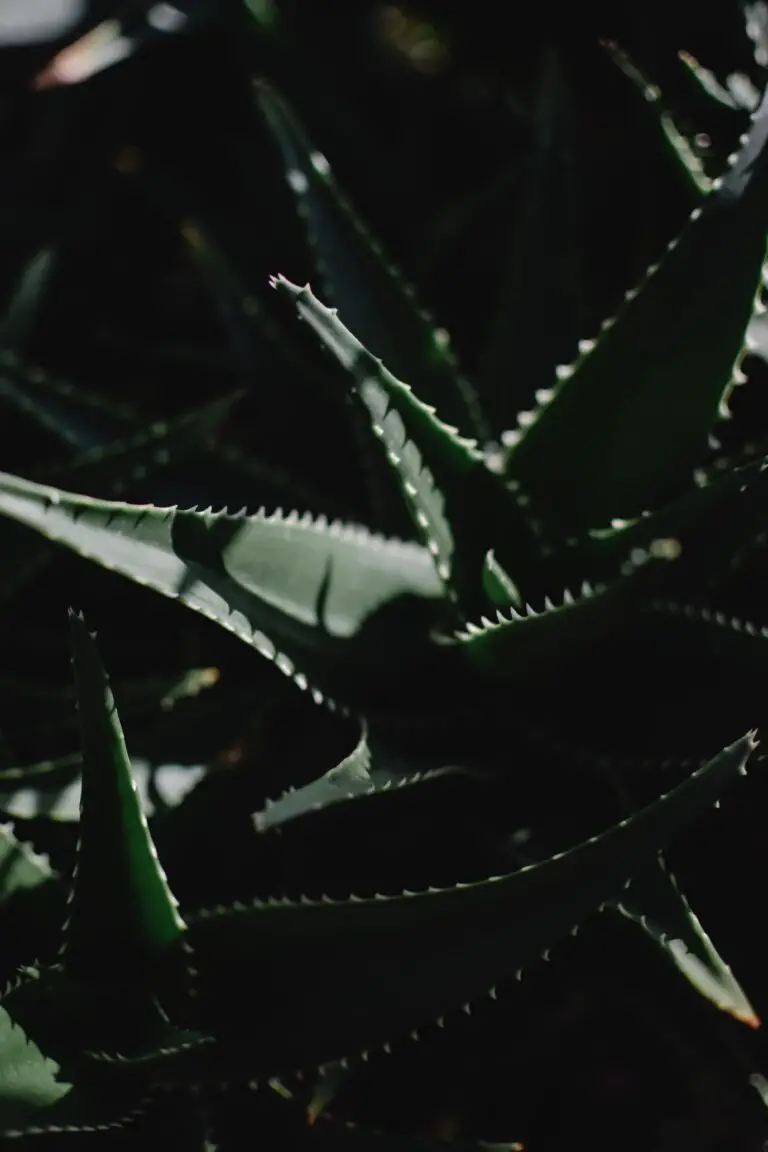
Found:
[3,2,768,1149]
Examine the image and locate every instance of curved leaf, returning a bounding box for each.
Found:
[0,1001,151,1139]
[0,350,138,452]
[186,735,756,1074]
[455,551,667,681]
[550,450,768,600]
[503,79,768,537]
[0,823,55,904]
[617,856,759,1027]
[253,722,372,832]
[475,46,587,431]
[0,471,449,710]
[0,246,58,354]
[0,1003,71,1135]
[272,276,532,613]
[256,81,489,442]
[0,394,239,610]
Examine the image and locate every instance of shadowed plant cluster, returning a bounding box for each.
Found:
[3,2,768,1149]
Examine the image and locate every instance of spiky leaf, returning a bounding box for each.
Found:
[456,551,666,680]
[618,856,759,1027]
[0,1004,71,1134]
[554,451,768,599]
[256,81,488,441]
[253,723,372,832]
[186,735,756,1073]
[0,823,55,903]
[65,610,185,983]
[0,472,448,711]
[0,394,239,610]
[503,81,768,537]
[0,1001,150,1138]
[272,276,532,611]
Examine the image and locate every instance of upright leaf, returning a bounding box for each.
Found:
[272,276,534,613]
[256,81,489,442]
[476,46,586,430]
[64,609,185,983]
[503,81,768,538]
[0,246,58,353]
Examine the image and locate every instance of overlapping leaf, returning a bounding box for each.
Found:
[256,81,489,442]
[186,735,756,1074]
[502,79,768,537]
[0,471,449,712]
[272,275,534,612]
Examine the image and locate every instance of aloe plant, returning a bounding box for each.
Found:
[2,2,768,1147]
[0,609,756,1139]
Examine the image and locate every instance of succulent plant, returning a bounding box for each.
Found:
[4,1,768,1147]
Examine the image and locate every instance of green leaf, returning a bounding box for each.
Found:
[503,81,768,538]
[0,472,448,711]
[272,276,531,613]
[0,823,55,904]
[64,610,185,983]
[0,350,138,452]
[256,81,489,442]
[603,42,713,196]
[38,392,238,492]
[481,550,521,610]
[253,723,372,832]
[0,394,238,610]
[0,245,58,354]
[552,451,768,600]
[475,46,587,431]
[677,50,759,115]
[186,734,756,1073]
[0,1003,72,1135]
[455,551,666,681]
[617,856,759,1027]
[506,821,758,1029]
[0,999,151,1138]
[0,752,82,788]
[305,1061,349,1126]
[253,725,461,835]
[0,668,220,755]
[178,217,276,393]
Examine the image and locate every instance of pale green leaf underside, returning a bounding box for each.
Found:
[618,855,759,1026]
[0,349,136,452]
[0,1005,71,1135]
[0,1003,148,1137]
[254,722,372,832]
[0,470,445,701]
[0,824,55,903]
